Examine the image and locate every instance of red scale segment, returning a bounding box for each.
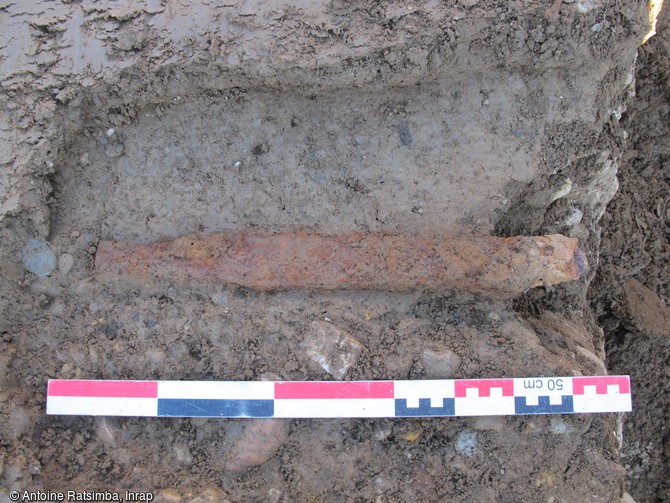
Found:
[274,381,394,399]
[48,380,158,398]
[572,376,630,395]
[455,379,514,398]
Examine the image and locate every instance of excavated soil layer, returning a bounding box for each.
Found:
[0,1,664,502]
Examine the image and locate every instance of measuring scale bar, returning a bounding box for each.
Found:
[46,376,632,418]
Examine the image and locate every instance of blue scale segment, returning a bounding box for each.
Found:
[395,398,455,417]
[514,395,574,414]
[157,399,274,418]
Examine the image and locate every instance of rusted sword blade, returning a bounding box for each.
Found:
[95,232,588,298]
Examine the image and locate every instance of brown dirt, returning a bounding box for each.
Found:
[590,2,670,501]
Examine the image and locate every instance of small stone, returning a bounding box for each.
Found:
[373,424,393,441]
[10,407,32,437]
[79,153,90,167]
[225,419,289,473]
[145,349,165,364]
[187,488,231,503]
[28,461,41,476]
[0,256,24,281]
[88,245,98,255]
[565,208,583,226]
[622,278,670,338]
[422,349,461,378]
[106,128,116,137]
[0,353,11,388]
[209,292,230,309]
[535,471,557,488]
[267,488,283,503]
[397,118,412,146]
[95,417,117,447]
[303,321,363,379]
[70,230,81,239]
[455,430,477,457]
[400,429,422,442]
[58,253,74,275]
[105,142,125,158]
[251,142,270,155]
[173,444,193,465]
[549,418,572,435]
[22,239,57,277]
[155,489,183,503]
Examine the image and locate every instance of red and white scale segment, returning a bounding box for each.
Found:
[46,376,631,418]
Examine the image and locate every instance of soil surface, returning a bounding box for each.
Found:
[0,1,665,502]
[591,2,670,501]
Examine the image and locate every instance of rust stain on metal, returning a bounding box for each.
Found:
[95,231,588,298]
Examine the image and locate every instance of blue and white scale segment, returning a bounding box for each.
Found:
[46,376,631,418]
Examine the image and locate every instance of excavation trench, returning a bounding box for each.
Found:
[0,1,654,500]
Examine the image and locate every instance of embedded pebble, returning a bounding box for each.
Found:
[58,253,74,275]
[173,444,193,465]
[303,320,363,379]
[188,488,231,503]
[154,489,183,503]
[95,417,117,447]
[209,292,230,308]
[105,142,125,157]
[549,418,572,435]
[373,423,393,441]
[22,239,57,276]
[225,419,289,473]
[267,488,283,503]
[422,349,461,378]
[145,349,165,364]
[0,353,11,388]
[0,256,24,281]
[397,118,413,146]
[455,430,477,457]
[565,208,584,226]
[10,407,32,437]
